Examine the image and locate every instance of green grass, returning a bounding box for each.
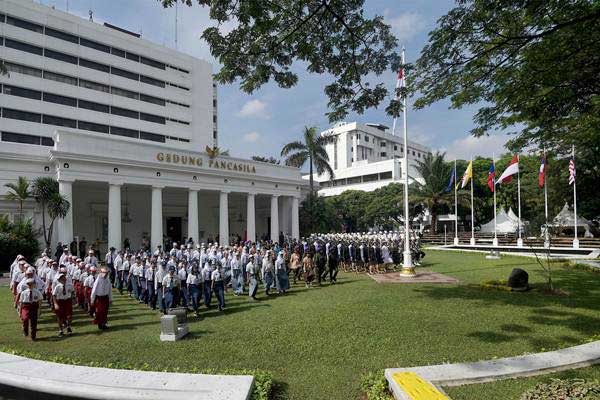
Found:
[1,250,599,399]
[445,364,600,399]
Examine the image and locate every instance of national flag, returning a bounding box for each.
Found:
[538,156,546,188]
[498,154,519,184]
[445,166,456,192]
[460,161,473,189]
[397,67,404,81]
[487,162,495,192]
[569,157,576,185]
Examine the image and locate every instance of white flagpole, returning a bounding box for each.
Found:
[493,153,498,246]
[470,156,475,246]
[517,154,523,247]
[543,148,550,248]
[400,47,414,276]
[453,159,458,245]
[572,145,579,249]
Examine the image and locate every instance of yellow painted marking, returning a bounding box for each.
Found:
[392,372,449,400]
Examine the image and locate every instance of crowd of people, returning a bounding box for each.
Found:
[8,231,425,341]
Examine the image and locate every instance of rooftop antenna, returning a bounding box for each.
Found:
[89,9,93,22]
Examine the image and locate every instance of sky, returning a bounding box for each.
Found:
[41,0,511,161]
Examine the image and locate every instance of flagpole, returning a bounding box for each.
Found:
[399,47,415,276]
[470,156,475,246]
[493,153,498,247]
[453,159,458,245]
[517,154,523,247]
[543,148,550,248]
[391,64,402,137]
[572,145,579,249]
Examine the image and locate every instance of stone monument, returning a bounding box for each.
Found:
[160,308,189,341]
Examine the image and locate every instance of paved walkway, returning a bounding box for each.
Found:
[0,352,254,400]
[370,271,458,284]
[385,340,600,400]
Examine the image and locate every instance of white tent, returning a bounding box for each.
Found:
[548,203,593,236]
[480,207,528,234]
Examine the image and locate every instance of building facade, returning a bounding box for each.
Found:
[0,0,304,252]
[304,122,431,196]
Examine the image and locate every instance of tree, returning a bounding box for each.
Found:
[251,155,280,164]
[160,0,401,122]
[326,189,371,232]
[31,177,70,248]
[410,152,454,233]
[4,176,31,222]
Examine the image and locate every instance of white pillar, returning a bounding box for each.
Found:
[108,183,122,251]
[187,189,199,244]
[246,193,256,243]
[270,194,279,244]
[58,180,73,246]
[219,190,229,247]
[291,196,300,240]
[151,186,163,251]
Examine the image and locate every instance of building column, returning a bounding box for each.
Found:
[58,180,73,246]
[291,196,300,240]
[270,194,279,244]
[219,190,229,247]
[151,186,163,251]
[108,183,122,251]
[246,192,256,243]
[187,189,199,244]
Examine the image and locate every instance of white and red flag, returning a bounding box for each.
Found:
[498,154,519,184]
[538,156,546,188]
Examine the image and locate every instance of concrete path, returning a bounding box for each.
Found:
[385,340,600,400]
[0,352,254,400]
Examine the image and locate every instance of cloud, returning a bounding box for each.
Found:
[443,134,509,160]
[236,99,269,119]
[386,12,426,42]
[242,132,261,143]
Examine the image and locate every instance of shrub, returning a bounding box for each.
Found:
[0,216,40,271]
[360,371,394,400]
[521,378,600,399]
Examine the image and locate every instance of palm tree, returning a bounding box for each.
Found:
[281,126,336,195]
[410,152,455,233]
[31,177,70,247]
[4,176,31,221]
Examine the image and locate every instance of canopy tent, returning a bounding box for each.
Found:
[547,203,594,237]
[480,207,529,234]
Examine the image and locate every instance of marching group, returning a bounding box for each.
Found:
[8,231,425,341]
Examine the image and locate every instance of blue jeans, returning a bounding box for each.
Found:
[189,284,200,311]
[203,280,212,307]
[156,283,165,313]
[147,282,155,308]
[214,281,225,310]
[179,284,188,307]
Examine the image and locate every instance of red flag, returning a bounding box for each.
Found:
[499,154,519,184]
[487,162,495,192]
[538,157,546,188]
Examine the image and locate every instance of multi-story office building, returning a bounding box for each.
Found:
[0,0,304,252]
[305,122,431,196]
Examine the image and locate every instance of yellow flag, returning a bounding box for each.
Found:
[460,161,473,189]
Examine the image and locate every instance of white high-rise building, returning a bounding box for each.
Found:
[0,0,304,252]
[304,122,431,196]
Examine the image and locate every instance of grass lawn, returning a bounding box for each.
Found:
[1,250,599,399]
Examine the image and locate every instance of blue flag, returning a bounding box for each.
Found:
[445,166,456,192]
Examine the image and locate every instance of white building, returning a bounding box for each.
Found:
[0,0,304,252]
[303,122,431,196]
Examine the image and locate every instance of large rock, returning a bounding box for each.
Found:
[508,268,529,291]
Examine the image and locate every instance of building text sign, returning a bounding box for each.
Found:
[156,153,257,173]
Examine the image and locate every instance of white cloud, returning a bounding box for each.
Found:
[236,99,270,119]
[386,12,426,42]
[242,132,261,143]
[443,134,509,160]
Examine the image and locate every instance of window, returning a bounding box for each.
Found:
[6,16,43,33]
[364,136,369,142]
[43,92,77,107]
[394,145,398,151]
[412,150,416,156]
[140,94,165,106]
[140,112,165,124]
[363,173,378,182]
[79,58,110,73]
[45,27,79,44]
[111,87,139,100]
[111,67,139,81]
[5,62,42,78]
[80,37,110,53]
[77,120,109,133]
[78,99,109,113]
[44,70,78,86]
[213,99,217,107]
[3,85,42,100]
[111,106,139,119]
[213,130,217,139]
[111,47,126,58]
[2,108,41,123]
[43,114,77,128]
[110,126,139,138]
[0,14,5,23]
[379,171,392,180]
[125,52,140,62]
[140,75,165,88]
[213,115,217,123]
[79,79,109,93]
[4,38,43,56]
[166,100,189,108]
[140,131,165,143]
[347,176,361,184]
[2,131,41,145]
[380,152,387,157]
[44,48,78,64]
[418,152,421,158]
[141,56,165,70]
[380,141,386,147]
[41,136,54,146]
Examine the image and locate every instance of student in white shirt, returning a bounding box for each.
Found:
[211,264,226,312]
[246,255,258,300]
[52,274,74,337]
[19,278,43,341]
[161,266,180,310]
[91,267,113,330]
[186,262,202,317]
